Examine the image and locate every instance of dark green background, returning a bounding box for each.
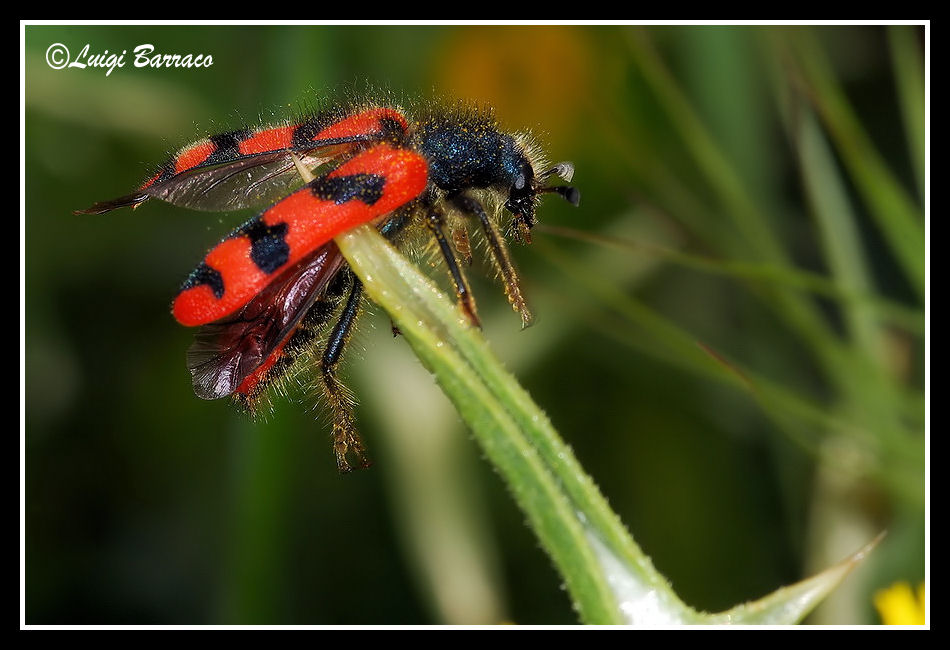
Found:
[24,24,925,625]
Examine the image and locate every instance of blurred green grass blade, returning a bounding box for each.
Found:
[335,224,699,625]
[795,107,919,461]
[624,27,876,424]
[705,534,883,624]
[624,29,782,262]
[535,238,922,503]
[360,365,508,624]
[787,29,924,299]
[679,27,778,214]
[219,419,293,623]
[588,101,746,255]
[695,343,923,508]
[887,26,925,199]
[541,273,922,509]
[535,239,821,429]
[538,224,923,336]
[798,109,882,355]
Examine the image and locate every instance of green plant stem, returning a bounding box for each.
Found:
[335,224,698,624]
[333,224,874,624]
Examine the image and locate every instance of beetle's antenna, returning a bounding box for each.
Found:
[542,161,574,183]
[541,184,580,206]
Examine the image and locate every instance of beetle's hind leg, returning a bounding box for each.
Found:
[320,271,370,473]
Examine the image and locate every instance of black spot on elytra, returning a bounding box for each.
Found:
[154,160,177,185]
[292,115,334,148]
[238,219,290,274]
[309,173,385,206]
[205,129,252,165]
[156,129,252,187]
[180,263,225,299]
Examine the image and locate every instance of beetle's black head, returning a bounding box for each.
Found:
[415,111,579,243]
[504,158,579,244]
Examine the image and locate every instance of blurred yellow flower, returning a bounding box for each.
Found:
[874,582,925,625]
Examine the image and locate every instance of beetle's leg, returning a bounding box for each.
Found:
[451,194,532,328]
[321,271,369,473]
[452,223,473,267]
[425,204,481,327]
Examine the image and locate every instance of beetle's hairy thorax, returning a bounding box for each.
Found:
[408,110,533,197]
